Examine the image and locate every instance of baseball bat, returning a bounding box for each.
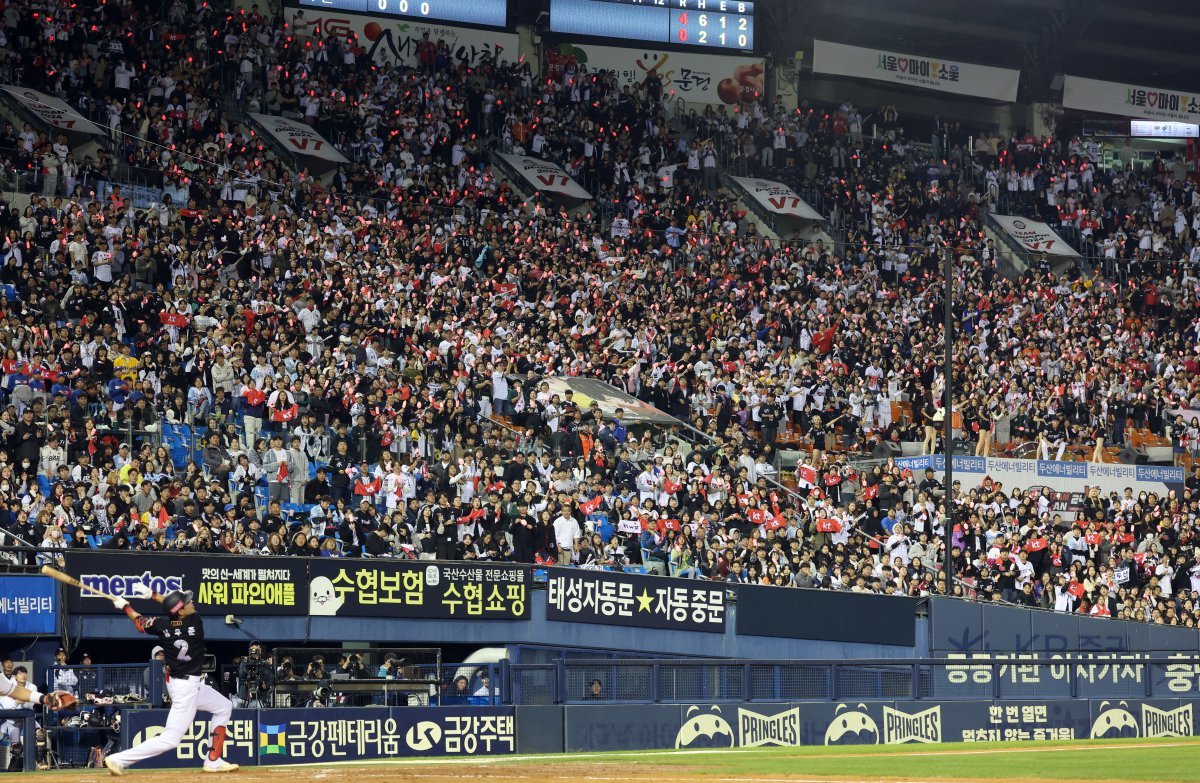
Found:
[40,566,121,602]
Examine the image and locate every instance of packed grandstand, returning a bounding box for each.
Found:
[1,0,1200,632]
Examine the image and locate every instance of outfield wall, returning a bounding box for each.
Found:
[122,698,1198,768]
[62,554,1200,659]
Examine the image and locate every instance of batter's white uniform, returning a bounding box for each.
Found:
[105,609,232,771]
[106,674,232,767]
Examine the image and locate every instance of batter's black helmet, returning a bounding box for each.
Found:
[163,590,194,615]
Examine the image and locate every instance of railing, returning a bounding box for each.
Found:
[45,663,163,708]
[510,656,1200,705]
[0,711,38,772]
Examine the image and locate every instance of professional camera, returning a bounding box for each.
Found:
[238,642,274,706]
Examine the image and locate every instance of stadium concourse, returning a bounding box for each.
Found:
[1,0,1200,641]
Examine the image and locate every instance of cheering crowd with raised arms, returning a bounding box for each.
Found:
[2,0,1200,629]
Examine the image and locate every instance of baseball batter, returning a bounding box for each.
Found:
[104,586,238,776]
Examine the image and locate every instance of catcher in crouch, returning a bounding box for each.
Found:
[104,586,238,776]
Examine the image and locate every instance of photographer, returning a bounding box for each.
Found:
[274,657,297,707]
[343,654,367,679]
[375,655,401,706]
[342,654,368,706]
[237,642,275,708]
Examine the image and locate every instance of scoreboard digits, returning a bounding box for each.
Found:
[550,0,755,51]
[672,9,752,49]
[294,0,507,28]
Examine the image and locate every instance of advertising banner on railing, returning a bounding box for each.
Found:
[0,576,57,635]
[123,706,514,769]
[256,706,515,765]
[990,214,1081,257]
[61,554,531,620]
[811,40,1020,102]
[564,698,1200,751]
[62,552,305,616]
[934,653,1200,700]
[893,455,1184,504]
[495,153,592,200]
[290,9,518,69]
[1063,75,1200,124]
[730,176,824,221]
[247,113,349,175]
[306,560,530,620]
[545,567,726,633]
[0,85,107,137]
[124,708,258,769]
[547,43,765,107]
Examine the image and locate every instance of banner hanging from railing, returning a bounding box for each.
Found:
[545,42,765,107]
[0,85,107,137]
[989,214,1082,257]
[545,567,726,633]
[0,576,57,635]
[247,113,349,175]
[495,153,592,200]
[729,177,823,221]
[893,455,1184,505]
[1063,75,1200,124]
[123,706,515,769]
[60,554,531,620]
[811,40,1020,102]
[290,11,518,69]
[306,560,530,620]
[62,552,306,616]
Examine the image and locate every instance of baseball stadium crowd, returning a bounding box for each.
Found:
[1,0,1200,631]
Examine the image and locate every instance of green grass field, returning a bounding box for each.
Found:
[27,737,1200,781]
[594,738,1200,782]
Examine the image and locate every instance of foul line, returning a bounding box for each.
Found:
[264,739,1200,771]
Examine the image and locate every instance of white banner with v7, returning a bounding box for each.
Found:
[248,113,349,165]
[496,153,592,200]
[730,176,823,221]
[989,215,1080,257]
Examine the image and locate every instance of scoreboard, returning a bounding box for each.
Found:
[294,0,507,28]
[550,0,755,51]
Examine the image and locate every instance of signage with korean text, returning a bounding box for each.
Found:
[123,707,514,769]
[123,710,258,769]
[1064,75,1200,124]
[546,567,726,633]
[812,40,1020,102]
[0,576,57,635]
[307,561,530,620]
[258,706,515,764]
[895,455,1183,502]
[63,552,305,616]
